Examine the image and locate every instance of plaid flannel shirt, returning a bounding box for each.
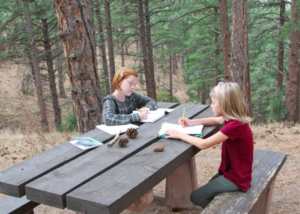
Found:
[102,92,158,125]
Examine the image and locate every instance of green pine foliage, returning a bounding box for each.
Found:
[157,90,181,104]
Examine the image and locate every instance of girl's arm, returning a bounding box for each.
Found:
[134,92,158,110]
[179,116,223,127]
[164,130,228,150]
[102,98,140,125]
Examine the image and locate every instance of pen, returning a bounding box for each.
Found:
[182,108,185,125]
[136,108,142,113]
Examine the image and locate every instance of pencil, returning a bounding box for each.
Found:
[182,108,185,125]
[136,108,142,113]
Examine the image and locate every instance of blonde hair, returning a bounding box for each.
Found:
[112,67,139,91]
[210,82,252,124]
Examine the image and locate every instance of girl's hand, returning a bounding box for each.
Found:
[139,111,148,120]
[164,129,181,139]
[178,117,193,127]
[140,107,150,114]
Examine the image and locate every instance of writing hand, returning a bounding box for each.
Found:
[139,107,150,114]
[178,117,192,127]
[139,111,148,120]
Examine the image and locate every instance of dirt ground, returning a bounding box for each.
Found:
[0,63,299,213]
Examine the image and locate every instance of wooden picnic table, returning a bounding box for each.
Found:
[0,102,222,214]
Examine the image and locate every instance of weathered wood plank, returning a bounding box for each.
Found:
[66,108,221,214]
[201,150,287,214]
[0,195,39,214]
[156,101,178,109]
[25,104,208,209]
[0,102,176,198]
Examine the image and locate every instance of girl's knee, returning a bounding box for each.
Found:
[190,189,205,207]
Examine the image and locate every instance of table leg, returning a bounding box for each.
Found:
[154,156,198,209]
[251,179,276,214]
[126,189,153,212]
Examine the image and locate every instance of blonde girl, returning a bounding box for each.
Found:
[102,67,157,125]
[165,82,253,208]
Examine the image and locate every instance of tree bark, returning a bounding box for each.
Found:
[285,0,300,123]
[23,0,49,132]
[169,45,173,102]
[144,0,157,99]
[277,0,285,91]
[57,57,67,98]
[104,0,115,93]
[230,0,252,117]
[219,0,231,82]
[214,7,221,85]
[42,18,62,128]
[53,0,103,134]
[95,0,110,96]
[137,0,152,97]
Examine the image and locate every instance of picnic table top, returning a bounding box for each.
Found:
[0,102,222,214]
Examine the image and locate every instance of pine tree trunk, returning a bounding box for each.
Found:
[121,40,125,67]
[214,8,221,85]
[285,0,300,123]
[53,0,103,134]
[169,46,173,102]
[57,57,67,98]
[144,0,156,100]
[104,0,115,93]
[42,19,62,128]
[219,0,231,82]
[137,0,152,97]
[231,0,252,117]
[277,0,285,91]
[23,0,49,132]
[95,0,110,96]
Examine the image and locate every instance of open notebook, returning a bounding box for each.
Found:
[133,109,166,123]
[158,122,203,138]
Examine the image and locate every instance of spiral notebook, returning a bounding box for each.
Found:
[158,123,203,138]
[133,109,166,123]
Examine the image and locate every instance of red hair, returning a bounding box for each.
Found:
[112,67,139,91]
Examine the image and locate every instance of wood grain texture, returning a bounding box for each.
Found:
[201,150,287,214]
[66,107,220,214]
[0,195,39,214]
[0,102,175,198]
[25,104,207,209]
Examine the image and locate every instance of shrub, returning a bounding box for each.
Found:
[58,106,78,132]
[157,91,181,104]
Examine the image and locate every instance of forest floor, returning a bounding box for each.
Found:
[0,63,299,213]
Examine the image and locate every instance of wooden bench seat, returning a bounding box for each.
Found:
[0,195,39,214]
[202,150,287,214]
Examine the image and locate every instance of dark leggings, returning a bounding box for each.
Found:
[190,173,240,208]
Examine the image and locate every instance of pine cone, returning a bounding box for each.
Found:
[126,128,138,138]
[153,146,164,152]
[117,137,129,147]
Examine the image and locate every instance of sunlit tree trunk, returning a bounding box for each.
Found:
[42,18,62,128]
[169,44,173,102]
[53,0,103,134]
[231,0,252,117]
[285,0,300,123]
[219,0,231,82]
[23,0,49,132]
[277,0,285,91]
[137,0,152,97]
[95,0,110,96]
[104,0,115,93]
[145,0,156,100]
[57,57,67,98]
